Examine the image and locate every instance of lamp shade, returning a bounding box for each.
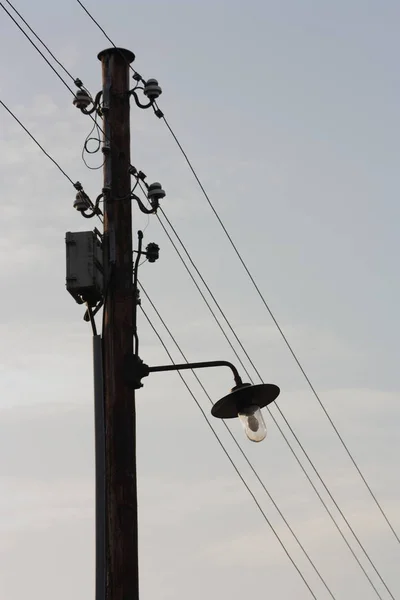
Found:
[211,383,280,419]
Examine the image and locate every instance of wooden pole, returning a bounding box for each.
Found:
[98,47,139,600]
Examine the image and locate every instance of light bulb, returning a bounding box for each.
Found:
[238,405,267,442]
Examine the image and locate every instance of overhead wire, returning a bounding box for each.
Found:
[3,0,77,85]
[1,98,76,186]
[3,1,396,590]
[135,181,253,383]
[76,0,119,56]
[1,2,317,591]
[161,114,400,550]
[139,282,337,599]
[72,0,400,547]
[0,0,109,149]
[0,2,108,223]
[82,110,105,170]
[156,209,396,597]
[0,98,103,223]
[134,182,391,600]
[139,303,319,600]
[75,0,144,83]
[0,2,75,96]
[161,109,400,550]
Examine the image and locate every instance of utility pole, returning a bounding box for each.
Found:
[67,46,279,600]
[98,48,138,600]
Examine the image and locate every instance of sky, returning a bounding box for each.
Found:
[0,0,399,598]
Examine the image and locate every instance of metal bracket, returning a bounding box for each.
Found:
[123,354,150,389]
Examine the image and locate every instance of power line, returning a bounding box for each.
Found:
[156,209,254,382]
[138,181,393,600]
[0,1,109,148]
[3,0,76,84]
[135,179,392,598]
[1,2,114,226]
[139,304,319,600]
[0,98,103,224]
[75,0,114,49]
[7,0,395,585]
[139,282,337,599]
[138,176,252,384]
[75,0,143,81]
[146,204,391,600]
[72,0,399,547]
[155,208,396,598]
[0,2,75,96]
[0,98,76,186]
[0,2,352,595]
[76,1,110,41]
[160,115,400,548]
[68,0,396,583]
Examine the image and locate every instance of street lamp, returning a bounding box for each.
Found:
[212,382,279,442]
[66,46,283,600]
[124,356,280,443]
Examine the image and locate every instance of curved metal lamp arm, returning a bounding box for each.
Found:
[148,360,243,387]
[124,355,243,390]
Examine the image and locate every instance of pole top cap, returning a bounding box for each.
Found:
[97,48,135,63]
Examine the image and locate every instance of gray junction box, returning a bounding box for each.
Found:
[66,231,103,306]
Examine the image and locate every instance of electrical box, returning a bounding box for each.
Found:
[65,231,103,306]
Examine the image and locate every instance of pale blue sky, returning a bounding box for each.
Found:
[0,1,399,599]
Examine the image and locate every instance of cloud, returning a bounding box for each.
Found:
[0,477,92,533]
[1,5,399,599]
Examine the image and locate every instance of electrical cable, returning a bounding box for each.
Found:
[0,2,76,96]
[156,214,254,382]
[0,1,109,149]
[0,98,103,224]
[159,112,400,546]
[135,182,253,382]
[3,0,97,114]
[4,0,77,85]
[10,0,396,579]
[75,0,143,82]
[138,282,337,599]
[136,179,394,597]
[149,200,394,599]
[137,244,388,599]
[139,304,319,600]
[1,98,75,186]
[5,3,394,594]
[82,111,105,170]
[159,131,400,551]
[75,0,116,51]
[73,0,399,543]
[0,6,329,591]
[132,180,391,598]
[86,303,98,336]
[154,209,397,597]
[0,6,109,224]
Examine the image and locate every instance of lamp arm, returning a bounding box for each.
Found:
[148,360,243,387]
[124,356,243,390]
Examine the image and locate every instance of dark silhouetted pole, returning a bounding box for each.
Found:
[98,47,139,600]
